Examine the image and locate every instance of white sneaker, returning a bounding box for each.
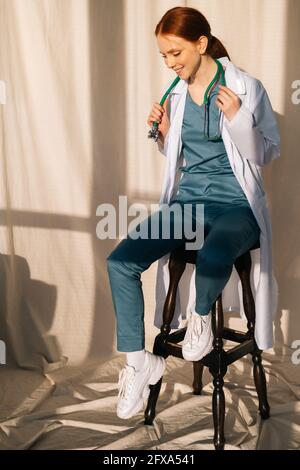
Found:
[182,310,214,361]
[117,350,166,419]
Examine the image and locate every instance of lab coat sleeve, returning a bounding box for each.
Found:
[224,80,281,167]
[157,130,170,156]
[156,92,172,157]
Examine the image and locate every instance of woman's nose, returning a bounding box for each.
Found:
[166,59,176,69]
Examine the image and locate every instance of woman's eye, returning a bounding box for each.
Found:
[161,52,181,58]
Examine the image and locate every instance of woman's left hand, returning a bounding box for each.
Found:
[215,85,242,121]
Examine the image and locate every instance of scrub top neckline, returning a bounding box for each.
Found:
[187,89,205,110]
[187,83,220,113]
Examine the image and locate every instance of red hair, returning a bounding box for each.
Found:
[155,6,230,60]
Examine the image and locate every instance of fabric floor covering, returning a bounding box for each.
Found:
[1,343,300,450]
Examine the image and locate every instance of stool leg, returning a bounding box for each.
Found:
[209,296,227,450]
[252,346,270,419]
[145,245,186,426]
[161,245,187,333]
[234,251,270,419]
[234,251,255,337]
[144,340,165,425]
[193,362,204,395]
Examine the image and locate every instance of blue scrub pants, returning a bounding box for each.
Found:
[106,202,260,352]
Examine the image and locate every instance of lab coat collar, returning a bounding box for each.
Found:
[169,56,247,96]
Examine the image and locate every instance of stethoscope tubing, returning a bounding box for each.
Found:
[148,58,226,140]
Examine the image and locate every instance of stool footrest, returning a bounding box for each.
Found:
[226,339,254,365]
[165,342,184,359]
[167,328,186,344]
[162,326,251,345]
[155,327,255,365]
[223,327,252,343]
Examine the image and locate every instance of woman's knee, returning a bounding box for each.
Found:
[106,246,149,277]
[106,246,129,275]
[106,244,127,276]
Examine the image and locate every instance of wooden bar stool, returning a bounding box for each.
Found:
[144,241,270,450]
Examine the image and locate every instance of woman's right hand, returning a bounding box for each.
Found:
[147,99,170,138]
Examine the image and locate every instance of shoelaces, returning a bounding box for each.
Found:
[118,366,135,401]
[185,313,208,347]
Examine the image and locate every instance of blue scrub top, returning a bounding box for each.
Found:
[170,83,250,207]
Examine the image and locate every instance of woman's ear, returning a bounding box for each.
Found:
[197,35,209,55]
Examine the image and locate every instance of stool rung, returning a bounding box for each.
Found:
[165,342,184,359]
[164,326,249,345]
[167,328,186,344]
[226,339,253,365]
[222,327,249,343]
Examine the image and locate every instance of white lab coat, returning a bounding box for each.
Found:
[153,56,280,350]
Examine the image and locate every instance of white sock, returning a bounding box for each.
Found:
[194,309,211,316]
[193,310,211,323]
[126,349,146,371]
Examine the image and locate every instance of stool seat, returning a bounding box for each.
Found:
[144,243,269,450]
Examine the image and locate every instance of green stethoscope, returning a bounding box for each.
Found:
[148,58,226,142]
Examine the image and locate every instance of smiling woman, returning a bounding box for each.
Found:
[149,9,234,146]
[106,5,281,436]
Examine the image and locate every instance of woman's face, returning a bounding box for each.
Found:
[156,34,208,79]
